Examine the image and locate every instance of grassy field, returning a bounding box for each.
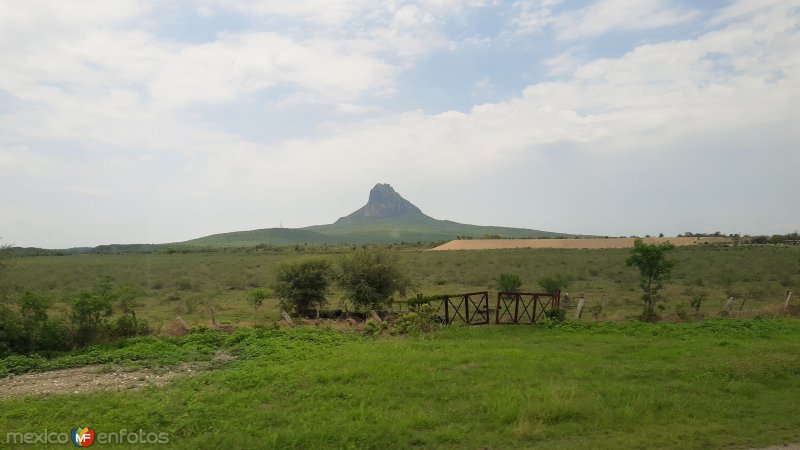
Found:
[1,244,797,326]
[1,320,800,449]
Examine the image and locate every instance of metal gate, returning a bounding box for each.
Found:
[432,291,490,325]
[495,291,561,324]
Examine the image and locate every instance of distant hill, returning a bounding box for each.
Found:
[184,183,570,246]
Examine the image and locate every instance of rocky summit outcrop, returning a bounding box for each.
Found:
[334,183,432,224]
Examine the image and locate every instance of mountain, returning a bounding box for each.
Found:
[333,183,433,224]
[183,183,569,246]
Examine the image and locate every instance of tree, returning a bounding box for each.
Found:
[19,292,49,352]
[273,259,333,316]
[68,277,117,346]
[626,239,676,319]
[247,287,272,320]
[339,249,410,311]
[0,237,13,301]
[497,273,522,292]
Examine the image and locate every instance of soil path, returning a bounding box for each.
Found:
[431,237,731,251]
[0,353,234,399]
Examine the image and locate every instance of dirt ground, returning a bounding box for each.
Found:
[431,237,731,251]
[0,353,234,399]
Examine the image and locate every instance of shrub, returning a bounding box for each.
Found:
[247,287,272,319]
[544,308,566,322]
[339,249,410,312]
[391,303,440,335]
[537,274,573,294]
[273,258,334,316]
[497,273,522,292]
[626,239,677,318]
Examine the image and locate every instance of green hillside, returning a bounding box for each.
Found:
[181,228,341,246]
[181,184,569,247]
[302,217,567,243]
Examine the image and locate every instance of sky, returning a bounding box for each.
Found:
[1,0,799,248]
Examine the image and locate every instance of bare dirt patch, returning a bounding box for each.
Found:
[431,237,731,251]
[0,353,235,399]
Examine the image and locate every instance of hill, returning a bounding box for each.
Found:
[183,183,568,246]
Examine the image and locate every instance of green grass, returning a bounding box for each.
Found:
[2,319,800,448]
[1,245,798,327]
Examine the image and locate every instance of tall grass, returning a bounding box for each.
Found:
[0,246,798,326]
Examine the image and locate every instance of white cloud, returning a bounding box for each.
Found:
[512,0,562,34]
[512,0,698,39]
[1,1,799,246]
[196,5,215,18]
[148,33,396,108]
[553,0,698,40]
[220,0,379,26]
[710,0,800,25]
[544,46,586,76]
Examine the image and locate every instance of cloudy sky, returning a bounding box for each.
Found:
[1,0,798,248]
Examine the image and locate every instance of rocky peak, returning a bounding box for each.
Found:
[335,183,427,223]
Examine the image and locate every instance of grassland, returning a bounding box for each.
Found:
[1,245,800,448]
[2,320,800,448]
[2,244,797,327]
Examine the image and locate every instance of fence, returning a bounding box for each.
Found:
[495,291,561,324]
[423,290,561,325]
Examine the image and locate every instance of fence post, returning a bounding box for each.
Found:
[723,296,734,312]
[281,310,295,326]
[785,290,793,310]
[575,292,585,319]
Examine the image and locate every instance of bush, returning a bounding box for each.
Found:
[364,319,389,337]
[391,303,440,335]
[497,273,522,292]
[273,258,334,316]
[544,309,566,322]
[339,249,410,312]
[537,274,573,294]
[108,314,150,339]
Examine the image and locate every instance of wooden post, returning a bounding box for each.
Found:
[575,298,585,319]
[723,297,734,311]
[370,311,383,322]
[281,310,295,326]
[785,290,793,310]
[175,315,188,329]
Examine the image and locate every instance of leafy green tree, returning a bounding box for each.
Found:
[18,292,50,352]
[537,273,573,294]
[68,277,118,346]
[0,237,13,301]
[497,273,522,292]
[0,305,22,356]
[339,250,410,311]
[273,259,333,316]
[109,284,149,338]
[247,287,272,320]
[626,239,677,319]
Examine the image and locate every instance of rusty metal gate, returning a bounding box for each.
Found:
[432,291,490,325]
[495,291,561,324]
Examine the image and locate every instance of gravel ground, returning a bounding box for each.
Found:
[0,353,234,399]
